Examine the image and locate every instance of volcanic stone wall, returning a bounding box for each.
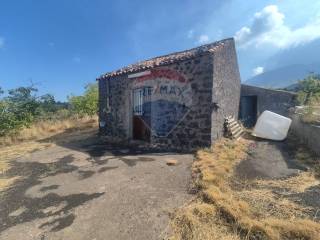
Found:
[99,74,132,140]
[149,54,214,149]
[290,113,320,156]
[241,84,297,116]
[211,39,241,142]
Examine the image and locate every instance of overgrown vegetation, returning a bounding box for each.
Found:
[170,138,320,240]
[68,83,99,116]
[296,74,320,124]
[297,74,320,105]
[0,83,98,137]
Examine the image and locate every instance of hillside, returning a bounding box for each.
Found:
[245,64,319,89]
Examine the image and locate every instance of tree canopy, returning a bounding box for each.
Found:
[68,83,98,116]
[0,83,98,136]
[297,74,320,105]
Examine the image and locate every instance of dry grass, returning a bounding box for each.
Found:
[0,176,20,190]
[0,116,98,190]
[0,115,98,146]
[172,202,241,240]
[0,141,54,173]
[300,105,320,125]
[171,138,320,240]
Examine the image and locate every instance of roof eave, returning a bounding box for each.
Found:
[97,37,234,80]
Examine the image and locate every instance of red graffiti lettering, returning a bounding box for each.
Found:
[135,68,186,83]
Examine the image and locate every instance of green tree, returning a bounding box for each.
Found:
[38,94,57,113]
[0,101,12,136]
[68,83,98,116]
[0,86,37,135]
[0,86,67,136]
[296,74,320,124]
[5,86,39,127]
[297,74,320,105]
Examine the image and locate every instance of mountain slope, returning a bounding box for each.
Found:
[245,64,319,88]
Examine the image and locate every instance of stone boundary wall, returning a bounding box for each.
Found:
[290,113,320,156]
[241,84,297,116]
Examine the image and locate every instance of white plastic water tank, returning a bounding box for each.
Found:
[252,111,292,141]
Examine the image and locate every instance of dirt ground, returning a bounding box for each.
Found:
[234,134,320,221]
[0,134,193,240]
[235,137,307,180]
[1,131,319,240]
[171,135,320,240]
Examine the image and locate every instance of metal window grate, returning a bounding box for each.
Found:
[133,87,152,116]
[133,88,143,115]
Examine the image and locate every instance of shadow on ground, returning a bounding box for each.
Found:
[39,130,182,167]
[0,153,105,233]
[0,129,184,234]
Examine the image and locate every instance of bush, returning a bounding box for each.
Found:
[296,74,320,124]
[297,74,320,105]
[0,87,39,136]
[0,83,99,137]
[0,86,63,136]
[68,83,98,116]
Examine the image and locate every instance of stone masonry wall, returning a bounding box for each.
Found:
[98,77,107,131]
[150,54,214,149]
[99,53,215,149]
[211,39,241,142]
[290,113,320,156]
[99,74,132,140]
[241,84,297,117]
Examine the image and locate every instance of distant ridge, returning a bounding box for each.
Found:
[245,64,319,89]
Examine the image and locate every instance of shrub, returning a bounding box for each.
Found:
[296,74,320,124]
[68,83,98,116]
[0,83,99,137]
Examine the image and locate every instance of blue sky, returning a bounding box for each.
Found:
[0,0,320,101]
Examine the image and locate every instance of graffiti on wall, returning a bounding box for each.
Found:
[132,68,192,137]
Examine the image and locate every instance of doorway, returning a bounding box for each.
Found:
[132,88,151,141]
[239,95,258,128]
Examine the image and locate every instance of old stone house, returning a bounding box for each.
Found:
[97,38,241,149]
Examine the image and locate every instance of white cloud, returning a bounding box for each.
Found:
[187,29,194,39]
[48,42,55,47]
[73,57,81,63]
[0,37,5,49]
[252,66,264,76]
[198,34,209,44]
[234,5,320,49]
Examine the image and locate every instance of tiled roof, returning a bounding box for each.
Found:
[98,38,233,79]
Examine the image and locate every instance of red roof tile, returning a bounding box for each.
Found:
[98,38,233,79]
